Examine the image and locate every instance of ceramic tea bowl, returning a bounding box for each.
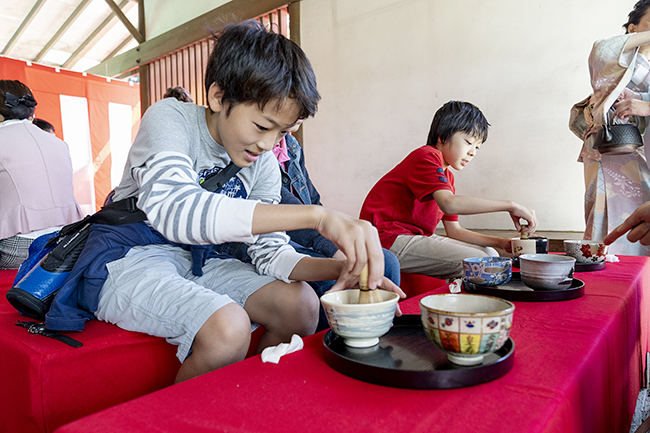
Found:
[320,289,399,348]
[420,293,514,366]
[510,238,537,258]
[518,254,576,290]
[463,257,512,286]
[563,240,608,264]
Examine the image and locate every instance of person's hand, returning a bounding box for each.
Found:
[314,208,385,289]
[508,203,538,235]
[325,276,406,315]
[332,250,347,260]
[499,237,513,254]
[613,99,650,120]
[617,88,639,103]
[603,202,650,245]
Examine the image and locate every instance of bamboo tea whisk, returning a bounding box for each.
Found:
[357,264,384,304]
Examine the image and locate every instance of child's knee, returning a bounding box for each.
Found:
[195,303,251,358]
[282,281,319,332]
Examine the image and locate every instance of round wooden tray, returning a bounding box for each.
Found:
[463,272,585,302]
[322,314,514,389]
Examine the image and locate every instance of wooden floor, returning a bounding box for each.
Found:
[435,229,584,253]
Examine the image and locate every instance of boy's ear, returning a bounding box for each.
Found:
[207,83,225,113]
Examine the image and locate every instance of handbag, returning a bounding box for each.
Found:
[592,109,643,155]
[6,162,242,320]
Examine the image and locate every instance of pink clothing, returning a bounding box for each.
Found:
[0,120,84,239]
[272,137,290,171]
[360,145,459,249]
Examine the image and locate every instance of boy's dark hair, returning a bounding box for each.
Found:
[426,100,489,147]
[625,0,650,33]
[33,118,55,133]
[164,86,194,103]
[204,20,320,119]
[0,80,37,120]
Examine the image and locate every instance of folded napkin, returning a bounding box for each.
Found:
[261,334,304,364]
[448,278,462,293]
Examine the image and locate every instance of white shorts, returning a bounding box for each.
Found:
[95,243,276,362]
[390,234,499,280]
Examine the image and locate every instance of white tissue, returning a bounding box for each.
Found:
[261,334,304,364]
[449,278,462,293]
[605,254,619,263]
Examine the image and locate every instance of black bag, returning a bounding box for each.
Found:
[6,162,242,320]
[593,110,643,155]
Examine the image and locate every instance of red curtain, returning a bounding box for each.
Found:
[0,56,140,212]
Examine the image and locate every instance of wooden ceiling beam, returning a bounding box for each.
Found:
[34,0,94,63]
[62,0,133,69]
[87,0,292,77]
[1,0,47,56]
[104,0,144,43]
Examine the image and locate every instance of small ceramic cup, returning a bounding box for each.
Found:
[510,238,537,258]
[518,254,576,290]
[529,236,549,254]
[563,240,608,264]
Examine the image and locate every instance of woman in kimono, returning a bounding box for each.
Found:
[575,0,650,255]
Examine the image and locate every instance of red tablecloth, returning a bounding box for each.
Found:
[55,256,650,433]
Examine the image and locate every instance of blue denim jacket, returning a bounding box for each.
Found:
[281,134,321,206]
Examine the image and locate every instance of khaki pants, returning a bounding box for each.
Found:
[390,234,498,280]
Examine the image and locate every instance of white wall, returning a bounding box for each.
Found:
[299,0,636,231]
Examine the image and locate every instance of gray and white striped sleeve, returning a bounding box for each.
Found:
[132,151,259,245]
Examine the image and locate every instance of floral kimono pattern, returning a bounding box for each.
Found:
[577,34,650,256]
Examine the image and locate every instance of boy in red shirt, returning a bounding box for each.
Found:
[360,101,538,279]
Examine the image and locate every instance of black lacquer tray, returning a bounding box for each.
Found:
[322,314,514,389]
[463,272,585,302]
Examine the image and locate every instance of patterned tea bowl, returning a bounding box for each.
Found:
[463,257,512,286]
[420,294,515,366]
[321,289,399,348]
[563,240,608,264]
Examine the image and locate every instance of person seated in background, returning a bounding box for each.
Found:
[163,86,194,103]
[360,100,538,280]
[32,118,55,134]
[604,201,650,246]
[0,80,84,269]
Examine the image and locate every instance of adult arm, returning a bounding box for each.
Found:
[623,30,650,53]
[432,189,538,234]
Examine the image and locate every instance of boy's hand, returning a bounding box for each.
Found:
[325,276,406,315]
[604,202,650,245]
[314,208,385,289]
[509,204,538,234]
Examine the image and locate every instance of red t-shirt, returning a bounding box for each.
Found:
[360,145,459,249]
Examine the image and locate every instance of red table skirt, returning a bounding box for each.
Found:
[53,256,650,433]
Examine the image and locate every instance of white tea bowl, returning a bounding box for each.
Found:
[320,289,399,348]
